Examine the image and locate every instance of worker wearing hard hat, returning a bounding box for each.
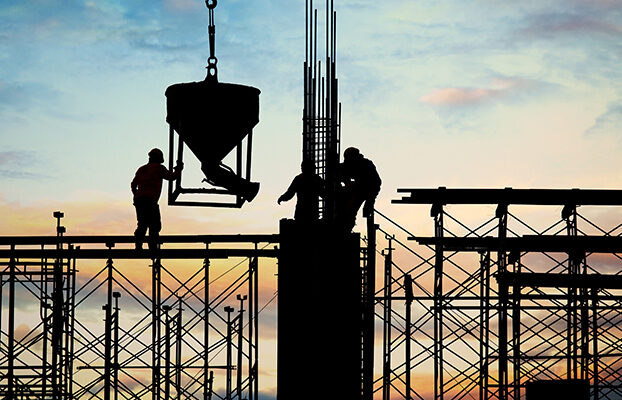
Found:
[278,160,325,222]
[337,147,381,232]
[131,148,183,250]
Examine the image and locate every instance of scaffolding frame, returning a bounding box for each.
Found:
[370,188,622,400]
[0,219,278,400]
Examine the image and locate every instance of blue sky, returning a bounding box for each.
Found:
[1,0,622,234]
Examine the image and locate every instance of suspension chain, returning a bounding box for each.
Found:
[205,0,218,81]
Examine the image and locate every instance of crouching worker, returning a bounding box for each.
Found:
[278,160,325,223]
[131,148,183,250]
[337,147,381,232]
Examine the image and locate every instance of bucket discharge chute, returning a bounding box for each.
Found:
[166,80,261,207]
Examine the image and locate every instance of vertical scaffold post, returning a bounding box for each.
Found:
[404,274,414,400]
[175,299,183,398]
[511,252,521,400]
[113,291,120,400]
[250,245,259,400]
[103,255,114,400]
[152,258,162,400]
[591,287,599,399]
[68,248,77,399]
[362,213,377,400]
[563,203,578,380]
[580,255,589,381]
[382,234,394,400]
[431,201,444,400]
[237,294,247,400]
[8,245,15,400]
[225,306,235,400]
[479,251,491,400]
[163,305,172,400]
[52,211,66,400]
[203,246,210,400]
[496,202,508,400]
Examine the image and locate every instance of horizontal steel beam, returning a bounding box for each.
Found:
[497,272,622,289]
[0,234,279,246]
[393,187,622,206]
[412,235,622,253]
[0,248,278,260]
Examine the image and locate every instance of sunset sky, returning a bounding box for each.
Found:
[2,1,622,398]
[2,0,622,236]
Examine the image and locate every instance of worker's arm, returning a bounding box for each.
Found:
[278,177,298,204]
[162,162,184,181]
[130,170,139,195]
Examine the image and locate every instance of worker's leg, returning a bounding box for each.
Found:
[362,196,376,218]
[147,202,162,251]
[134,198,149,249]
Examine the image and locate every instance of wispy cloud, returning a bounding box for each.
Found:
[585,102,622,137]
[521,12,622,38]
[0,81,59,112]
[420,77,535,107]
[0,150,49,180]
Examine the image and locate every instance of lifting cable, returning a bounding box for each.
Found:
[205,0,218,81]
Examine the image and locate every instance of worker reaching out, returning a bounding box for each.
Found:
[278,160,325,223]
[131,148,183,250]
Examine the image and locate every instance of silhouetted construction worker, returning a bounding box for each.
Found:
[131,148,183,250]
[278,160,325,222]
[337,147,381,232]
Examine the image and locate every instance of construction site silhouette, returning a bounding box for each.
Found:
[1,1,622,400]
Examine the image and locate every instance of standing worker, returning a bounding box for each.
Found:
[337,147,381,232]
[278,160,325,223]
[131,148,183,250]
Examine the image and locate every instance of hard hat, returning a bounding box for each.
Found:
[343,147,361,160]
[148,148,164,163]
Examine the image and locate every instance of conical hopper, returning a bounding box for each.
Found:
[165,80,260,165]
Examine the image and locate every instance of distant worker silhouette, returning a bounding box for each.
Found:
[278,160,325,222]
[131,148,183,250]
[337,147,381,232]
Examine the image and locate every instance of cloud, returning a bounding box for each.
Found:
[521,12,622,38]
[0,150,50,180]
[585,102,622,137]
[0,81,59,112]
[420,77,535,107]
